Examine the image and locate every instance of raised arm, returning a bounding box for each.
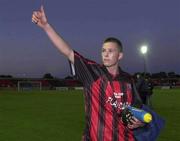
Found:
[32,6,74,63]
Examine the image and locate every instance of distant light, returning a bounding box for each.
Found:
[140,45,148,54]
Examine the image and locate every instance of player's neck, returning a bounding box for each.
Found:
[106,65,119,76]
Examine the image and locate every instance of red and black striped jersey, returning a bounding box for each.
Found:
[74,51,142,141]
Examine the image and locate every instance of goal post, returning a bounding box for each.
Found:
[17,81,42,91]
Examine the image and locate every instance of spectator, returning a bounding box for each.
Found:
[135,74,153,106]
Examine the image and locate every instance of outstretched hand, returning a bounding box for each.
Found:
[32,5,48,29]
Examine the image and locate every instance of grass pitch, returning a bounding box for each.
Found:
[0,89,179,141]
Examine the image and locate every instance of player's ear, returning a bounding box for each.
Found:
[118,52,123,60]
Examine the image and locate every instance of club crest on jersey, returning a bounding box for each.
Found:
[127,83,132,90]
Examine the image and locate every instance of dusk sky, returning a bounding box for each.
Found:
[0,0,179,78]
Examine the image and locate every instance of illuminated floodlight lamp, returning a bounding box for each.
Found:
[140,45,148,55]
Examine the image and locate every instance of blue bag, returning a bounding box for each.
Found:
[133,105,165,141]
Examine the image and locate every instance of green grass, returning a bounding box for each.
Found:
[0,89,180,141]
[151,89,180,141]
[0,90,85,141]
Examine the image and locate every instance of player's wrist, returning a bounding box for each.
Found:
[42,23,50,31]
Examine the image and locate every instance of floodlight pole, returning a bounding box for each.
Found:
[143,55,146,77]
[140,45,148,78]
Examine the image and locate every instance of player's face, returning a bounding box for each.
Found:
[101,42,123,67]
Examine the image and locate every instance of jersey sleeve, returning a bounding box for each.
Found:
[131,82,143,108]
[73,50,101,85]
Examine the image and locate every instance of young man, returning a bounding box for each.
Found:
[32,6,144,141]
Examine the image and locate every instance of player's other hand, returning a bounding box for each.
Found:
[127,117,145,129]
[32,5,48,29]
